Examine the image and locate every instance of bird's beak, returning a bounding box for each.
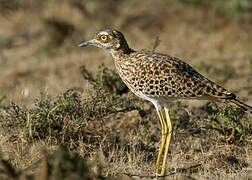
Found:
[78,39,95,47]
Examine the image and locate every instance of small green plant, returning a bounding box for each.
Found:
[194,101,251,145]
[203,104,251,144]
[202,101,219,115]
[0,66,142,150]
[80,64,128,95]
[0,90,85,145]
[80,65,140,119]
[170,101,181,120]
[218,105,250,144]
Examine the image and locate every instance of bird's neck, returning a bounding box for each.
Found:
[109,47,134,60]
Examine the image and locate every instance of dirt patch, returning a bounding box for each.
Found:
[0,0,251,179]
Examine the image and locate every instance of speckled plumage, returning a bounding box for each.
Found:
[113,49,234,101]
[79,29,252,176]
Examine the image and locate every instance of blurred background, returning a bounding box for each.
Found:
[0,1,251,179]
[0,0,251,106]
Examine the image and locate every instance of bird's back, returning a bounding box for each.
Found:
[114,50,235,102]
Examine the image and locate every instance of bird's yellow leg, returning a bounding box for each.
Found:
[155,109,168,175]
[160,108,172,176]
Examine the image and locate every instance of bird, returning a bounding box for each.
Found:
[78,29,252,177]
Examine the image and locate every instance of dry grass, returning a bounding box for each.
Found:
[0,66,251,179]
[0,0,251,179]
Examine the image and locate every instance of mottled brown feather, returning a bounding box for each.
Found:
[83,29,252,113]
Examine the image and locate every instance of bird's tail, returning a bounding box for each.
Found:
[226,98,252,113]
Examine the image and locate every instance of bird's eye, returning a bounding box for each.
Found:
[100,35,108,42]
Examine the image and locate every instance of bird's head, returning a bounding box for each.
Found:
[79,29,131,54]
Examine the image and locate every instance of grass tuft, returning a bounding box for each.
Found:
[0,66,141,151]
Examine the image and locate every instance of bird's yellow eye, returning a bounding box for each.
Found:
[100,35,108,42]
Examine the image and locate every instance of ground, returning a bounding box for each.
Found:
[0,0,251,179]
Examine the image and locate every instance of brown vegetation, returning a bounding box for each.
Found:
[0,0,251,179]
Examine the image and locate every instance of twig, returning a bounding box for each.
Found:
[80,65,97,86]
[152,36,160,52]
[0,95,6,104]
